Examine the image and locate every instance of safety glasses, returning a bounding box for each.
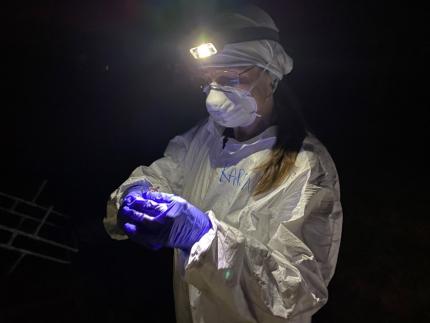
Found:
[198,65,257,89]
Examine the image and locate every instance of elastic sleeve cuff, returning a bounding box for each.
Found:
[185,210,218,269]
[103,199,128,240]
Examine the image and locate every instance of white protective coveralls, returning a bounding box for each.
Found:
[104,116,343,323]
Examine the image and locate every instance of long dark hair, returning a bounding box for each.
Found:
[253,80,308,196]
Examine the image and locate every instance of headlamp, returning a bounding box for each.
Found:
[190,43,218,59]
[189,27,279,60]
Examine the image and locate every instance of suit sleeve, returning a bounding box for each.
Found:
[103,122,203,240]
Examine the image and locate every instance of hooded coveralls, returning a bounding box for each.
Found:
[104,117,343,323]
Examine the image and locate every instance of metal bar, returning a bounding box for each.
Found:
[0,206,63,230]
[0,224,78,253]
[7,198,27,246]
[32,180,48,203]
[7,215,25,246]
[0,192,69,218]
[0,244,71,265]
[34,206,53,236]
[7,253,26,275]
[9,199,19,212]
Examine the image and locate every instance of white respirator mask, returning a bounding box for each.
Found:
[204,84,260,128]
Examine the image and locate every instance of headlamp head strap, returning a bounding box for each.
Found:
[219,27,280,44]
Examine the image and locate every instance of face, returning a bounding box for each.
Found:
[199,66,274,117]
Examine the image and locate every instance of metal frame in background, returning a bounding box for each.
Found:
[0,181,79,275]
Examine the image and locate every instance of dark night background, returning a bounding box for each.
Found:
[0,1,426,322]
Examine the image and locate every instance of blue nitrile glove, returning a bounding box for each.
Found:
[121,184,150,205]
[118,191,212,252]
[118,194,169,250]
[117,184,150,242]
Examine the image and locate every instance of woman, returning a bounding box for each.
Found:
[104,5,342,323]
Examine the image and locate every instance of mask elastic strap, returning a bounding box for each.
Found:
[247,62,270,95]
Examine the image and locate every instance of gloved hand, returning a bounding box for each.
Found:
[121,184,150,205]
[118,191,212,252]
